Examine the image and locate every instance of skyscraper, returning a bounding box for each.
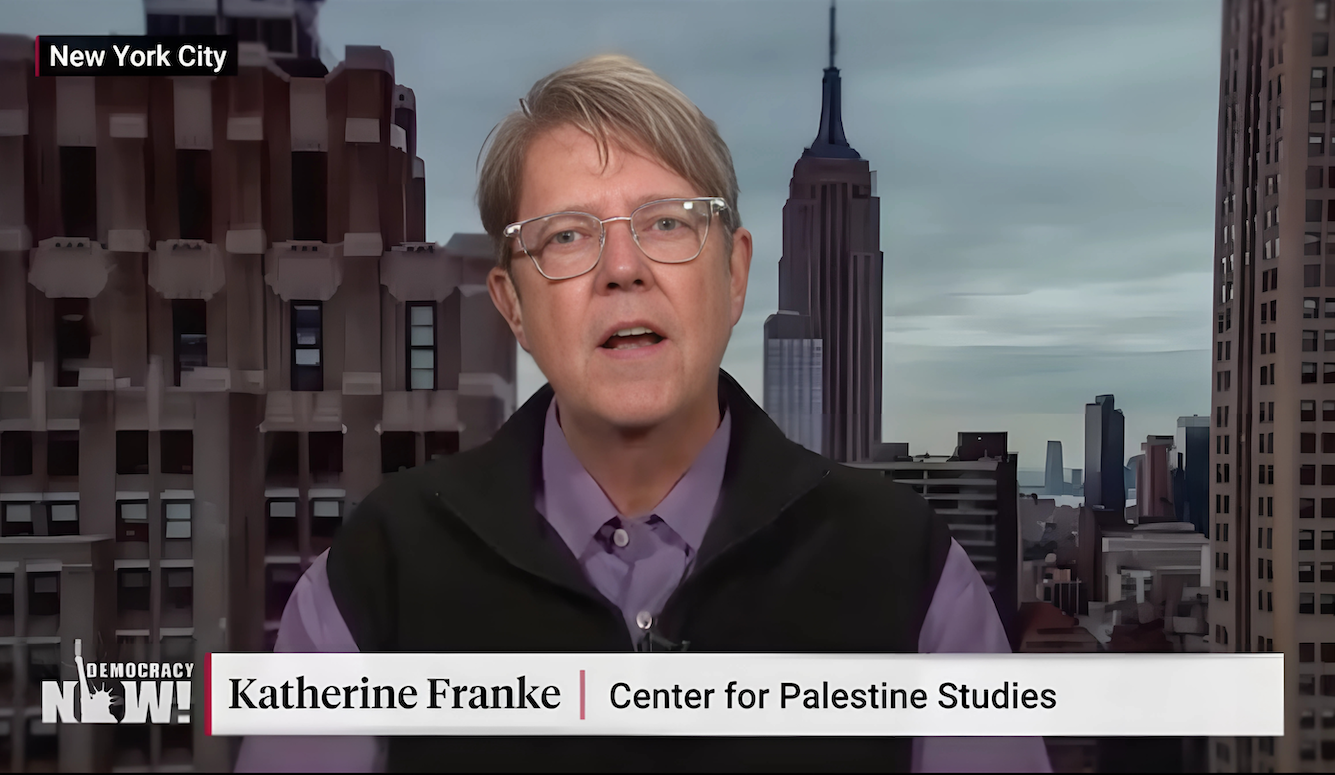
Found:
[1084,394,1126,514]
[1044,440,1065,495]
[0,2,516,769]
[1212,0,1335,769]
[763,1,884,463]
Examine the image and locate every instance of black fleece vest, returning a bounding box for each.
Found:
[326,371,953,772]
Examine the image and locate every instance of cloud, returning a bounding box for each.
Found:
[1,0,1221,468]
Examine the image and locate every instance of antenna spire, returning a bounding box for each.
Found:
[829,0,837,69]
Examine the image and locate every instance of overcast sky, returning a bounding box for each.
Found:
[2,0,1221,472]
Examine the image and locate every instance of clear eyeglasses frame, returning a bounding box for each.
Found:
[503,197,729,281]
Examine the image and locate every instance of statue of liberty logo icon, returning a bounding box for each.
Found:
[74,639,119,723]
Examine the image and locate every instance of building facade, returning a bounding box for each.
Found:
[850,432,1019,627]
[763,3,884,463]
[1084,394,1127,515]
[1213,0,1335,770]
[0,4,516,770]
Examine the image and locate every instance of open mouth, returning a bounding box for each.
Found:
[601,326,665,350]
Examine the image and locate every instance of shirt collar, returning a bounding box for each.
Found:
[538,397,732,558]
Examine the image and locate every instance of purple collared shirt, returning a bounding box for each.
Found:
[236,400,1051,773]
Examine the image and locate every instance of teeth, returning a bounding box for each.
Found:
[614,326,654,337]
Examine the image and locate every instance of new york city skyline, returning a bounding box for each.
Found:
[0,0,1223,470]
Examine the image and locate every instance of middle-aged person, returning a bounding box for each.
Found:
[237,54,1051,773]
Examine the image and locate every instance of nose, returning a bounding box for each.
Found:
[594,217,654,291]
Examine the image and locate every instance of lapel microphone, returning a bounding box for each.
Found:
[637,628,691,653]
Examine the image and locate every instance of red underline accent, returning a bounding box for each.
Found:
[204,652,212,736]
[579,669,586,720]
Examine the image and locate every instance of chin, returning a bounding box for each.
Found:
[584,381,682,430]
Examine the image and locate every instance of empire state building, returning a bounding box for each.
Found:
[763,1,883,463]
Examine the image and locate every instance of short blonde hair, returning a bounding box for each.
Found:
[476,54,742,271]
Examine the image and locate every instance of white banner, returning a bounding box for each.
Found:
[207,652,1283,737]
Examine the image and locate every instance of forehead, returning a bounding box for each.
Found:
[516,124,699,219]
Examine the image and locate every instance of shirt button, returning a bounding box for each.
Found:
[636,611,653,630]
[612,528,629,547]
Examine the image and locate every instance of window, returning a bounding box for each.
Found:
[1326,298,1335,316]
[1306,464,1319,485]
[309,431,343,479]
[161,430,193,474]
[1304,710,1317,729]
[48,503,78,536]
[265,564,302,623]
[176,149,212,242]
[1306,362,1319,382]
[117,569,150,611]
[0,431,32,476]
[28,572,58,617]
[291,302,323,392]
[265,431,299,478]
[1304,593,1318,614]
[1318,102,1330,124]
[311,499,342,540]
[1314,133,1326,156]
[1319,32,1331,57]
[1,503,32,537]
[1326,562,1335,582]
[1320,0,1332,21]
[1305,399,1318,420]
[1305,498,1318,519]
[381,432,416,473]
[46,430,78,477]
[60,146,97,238]
[1327,400,1335,420]
[1311,199,1326,222]
[1262,364,1271,384]
[408,303,436,390]
[1311,265,1325,287]
[1304,562,1317,582]
[291,151,328,241]
[1311,232,1324,255]
[267,500,297,552]
[164,502,191,540]
[0,575,11,616]
[1324,529,1335,549]
[162,569,192,612]
[425,431,460,461]
[1326,497,1335,516]
[116,431,149,475]
[1309,297,1322,318]
[172,299,207,386]
[1327,331,1335,350]
[117,501,149,542]
[53,298,91,388]
[1304,529,1317,549]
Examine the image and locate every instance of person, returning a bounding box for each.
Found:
[236,54,1051,773]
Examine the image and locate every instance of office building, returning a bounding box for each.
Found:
[1085,394,1127,514]
[1211,0,1335,769]
[0,1,516,768]
[851,432,1019,626]
[1044,440,1065,495]
[763,3,883,462]
[1175,415,1210,534]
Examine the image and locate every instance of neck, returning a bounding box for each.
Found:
[557,384,721,517]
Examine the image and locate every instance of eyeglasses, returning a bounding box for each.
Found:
[503,197,728,281]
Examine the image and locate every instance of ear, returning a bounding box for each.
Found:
[727,227,753,327]
[487,266,531,352]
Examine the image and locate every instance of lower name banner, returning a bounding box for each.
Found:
[207,652,1282,737]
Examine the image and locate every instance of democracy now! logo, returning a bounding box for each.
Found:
[41,639,193,725]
